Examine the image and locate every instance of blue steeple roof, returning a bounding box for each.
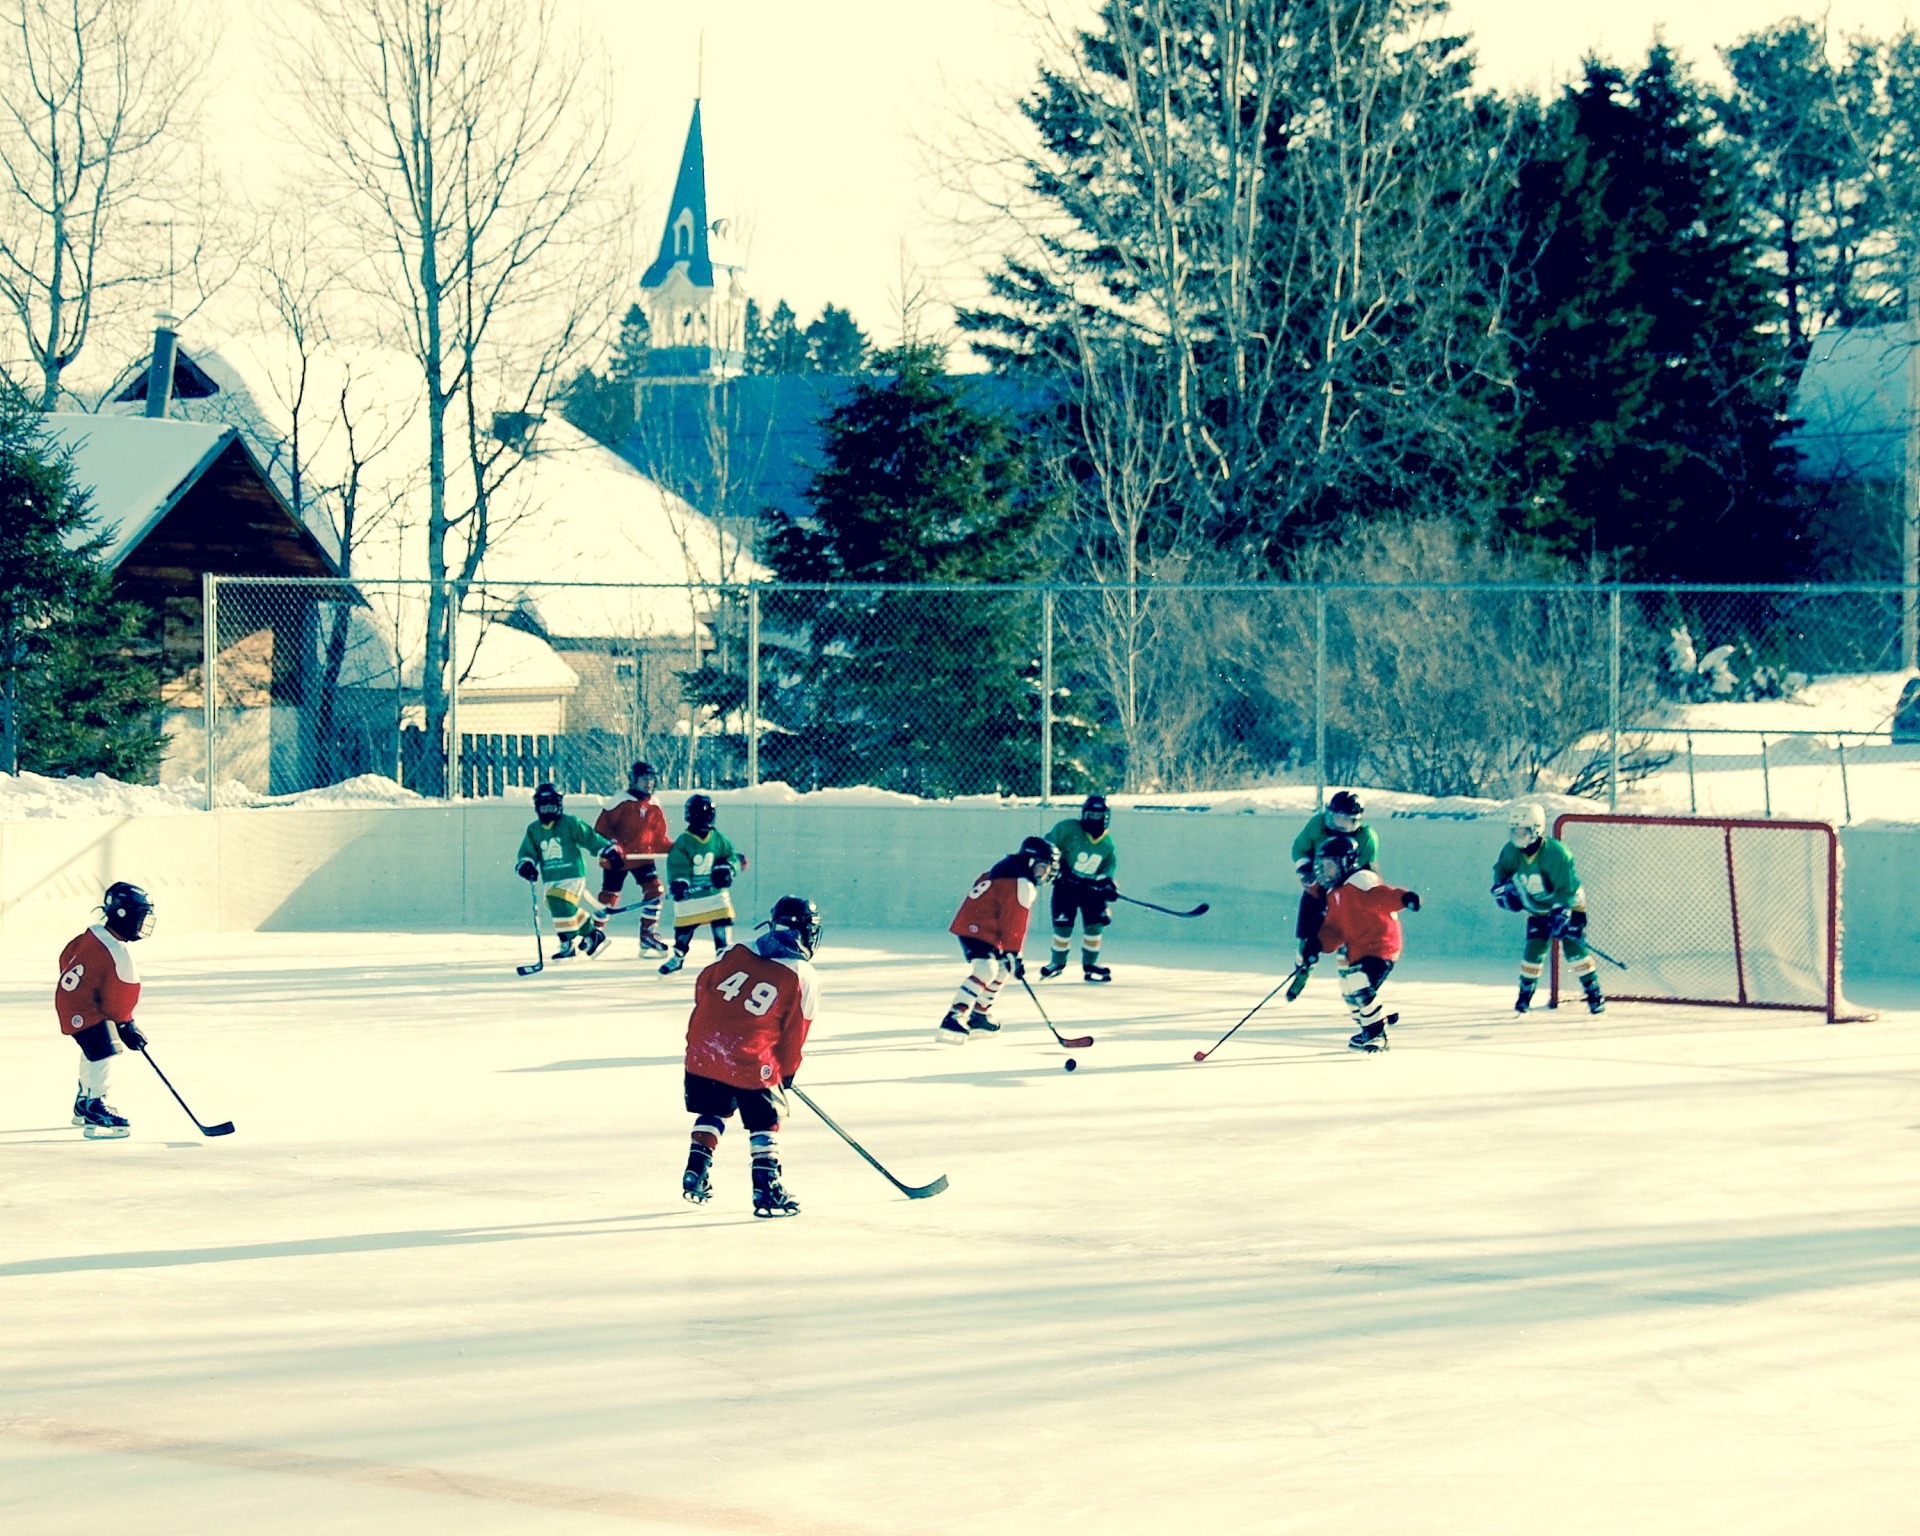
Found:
[640,101,714,290]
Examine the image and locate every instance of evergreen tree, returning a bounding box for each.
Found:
[0,387,163,778]
[744,298,809,374]
[762,344,1068,794]
[1502,50,1805,580]
[804,304,870,373]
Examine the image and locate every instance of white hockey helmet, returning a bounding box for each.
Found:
[1508,802,1547,848]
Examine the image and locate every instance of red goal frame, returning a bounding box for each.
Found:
[1549,813,1864,1021]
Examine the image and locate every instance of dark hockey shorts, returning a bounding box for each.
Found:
[683,1071,784,1132]
[71,1021,121,1062]
[1051,879,1110,932]
[600,859,662,898]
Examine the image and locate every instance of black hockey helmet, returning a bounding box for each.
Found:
[1326,790,1364,833]
[1314,834,1363,887]
[533,782,563,821]
[628,760,656,796]
[1080,793,1110,835]
[766,894,823,959]
[685,792,716,834]
[102,881,155,942]
[1019,835,1060,882]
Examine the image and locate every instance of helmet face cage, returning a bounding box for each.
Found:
[103,882,155,941]
[685,794,716,833]
[534,783,563,821]
[1326,790,1364,834]
[1509,805,1546,847]
[1314,836,1358,887]
[768,895,822,958]
[1080,794,1110,834]
[628,761,655,796]
[1020,836,1060,882]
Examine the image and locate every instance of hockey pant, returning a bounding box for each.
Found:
[541,877,593,938]
[1521,910,1596,987]
[599,860,664,930]
[684,1072,786,1176]
[952,936,1016,1019]
[1338,955,1394,1033]
[71,1020,124,1099]
[1050,879,1110,966]
[1295,886,1329,961]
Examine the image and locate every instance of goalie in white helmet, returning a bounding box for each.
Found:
[1491,803,1605,1015]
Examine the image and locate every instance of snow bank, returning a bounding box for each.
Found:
[0,770,423,819]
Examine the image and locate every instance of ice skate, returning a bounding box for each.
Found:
[638,924,670,954]
[551,936,577,961]
[1347,1022,1389,1053]
[580,928,609,959]
[681,1146,713,1205]
[1582,977,1607,1015]
[78,1097,130,1139]
[71,1084,88,1127]
[1082,964,1112,984]
[1038,958,1068,980]
[936,1006,971,1044]
[659,951,686,975]
[751,1158,800,1217]
[966,1007,999,1034]
[1514,981,1536,1014]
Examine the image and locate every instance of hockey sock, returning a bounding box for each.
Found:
[1050,930,1072,964]
[1080,933,1103,967]
[640,896,663,925]
[749,1129,780,1169]
[79,1055,112,1099]
[712,924,731,953]
[674,931,695,956]
[691,1115,724,1154]
[951,954,1006,1014]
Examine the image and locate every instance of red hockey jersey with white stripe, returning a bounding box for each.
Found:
[685,940,817,1091]
[949,856,1039,954]
[1316,871,1414,963]
[54,924,141,1036]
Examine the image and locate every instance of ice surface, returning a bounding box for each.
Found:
[3,932,1918,1532]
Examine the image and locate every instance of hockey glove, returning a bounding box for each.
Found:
[1402,891,1421,912]
[1091,876,1117,901]
[670,879,691,902]
[1297,939,1321,965]
[1491,881,1523,912]
[1546,907,1573,938]
[115,1020,147,1052]
[1006,952,1026,979]
[516,858,539,883]
[780,1073,796,1090]
[599,844,625,872]
[1296,859,1316,889]
[711,859,734,889]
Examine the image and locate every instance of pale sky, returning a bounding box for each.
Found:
[206,1,1920,361]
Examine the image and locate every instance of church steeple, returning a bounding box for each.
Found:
[641,101,714,290]
[636,98,744,384]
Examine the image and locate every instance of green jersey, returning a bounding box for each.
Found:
[1291,811,1379,868]
[516,814,612,882]
[1493,836,1585,914]
[667,829,740,896]
[1046,819,1118,883]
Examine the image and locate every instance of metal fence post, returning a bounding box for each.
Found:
[1313,586,1327,805]
[202,571,217,812]
[746,585,761,789]
[687,599,701,790]
[1040,587,1055,804]
[1607,588,1621,812]
[447,597,461,801]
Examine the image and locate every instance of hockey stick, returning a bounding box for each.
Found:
[139,1048,234,1137]
[515,882,545,976]
[1192,969,1302,1062]
[1113,891,1210,919]
[1015,972,1095,1049]
[791,1086,948,1199]
[1579,938,1629,971]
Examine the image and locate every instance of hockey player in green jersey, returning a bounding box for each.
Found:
[1492,802,1605,1015]
[515,783,620,960]
[1289,791,1378,991]
[1040,794,1119,982]
[661,793,748,976]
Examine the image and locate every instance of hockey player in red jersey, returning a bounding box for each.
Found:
[593,760,674,954]
[54,882,154,1138]
[681,895,822,1217]
[1303,835,1420,1053]
[939,835,1059,1043]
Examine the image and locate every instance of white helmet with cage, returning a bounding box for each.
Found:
[1508,802,1547,849]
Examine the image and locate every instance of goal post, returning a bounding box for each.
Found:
[1549,814,1870,1021]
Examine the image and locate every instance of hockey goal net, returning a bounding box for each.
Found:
[1549,814,1868,1021]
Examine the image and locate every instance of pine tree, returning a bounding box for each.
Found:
[0,387,163,778]
[803,305,869,373]
[762,344,1068,794]
[744,298,809,374]
[1502,49,1805,580]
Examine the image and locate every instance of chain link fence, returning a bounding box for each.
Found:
[178,577,1920,821]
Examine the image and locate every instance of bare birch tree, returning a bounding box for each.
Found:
[277,0,621,793]
[0,0,198,407]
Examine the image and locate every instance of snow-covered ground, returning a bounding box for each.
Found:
[4,931,1918,1533]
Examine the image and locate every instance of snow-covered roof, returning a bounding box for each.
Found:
[41,414,239,569]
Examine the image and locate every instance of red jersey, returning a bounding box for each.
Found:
[55,924,141,1036]
[686,939,818,1092]
[1316,871,1414,963]
[949,855,1039,954]
[594,795,672,861]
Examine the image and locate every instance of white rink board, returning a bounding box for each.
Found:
[3,932,1919,1534]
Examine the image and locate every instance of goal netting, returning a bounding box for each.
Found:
[1549,814,1867,1021]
